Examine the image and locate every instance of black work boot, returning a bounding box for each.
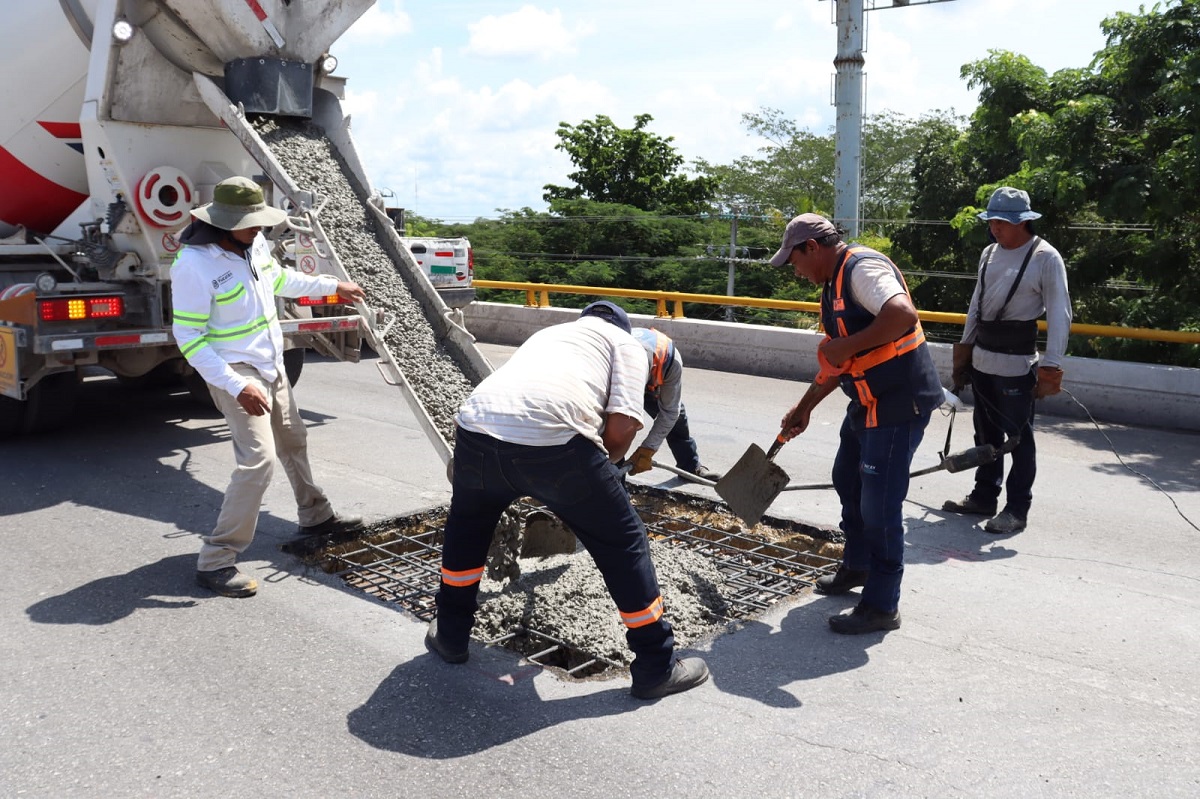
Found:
[196,566,258,598]
[630,657,710,700]
[297,512,363,537]
[942,495,997,516]
[828,603,901,635]
[814,566,868,596]
[424,619,469,664]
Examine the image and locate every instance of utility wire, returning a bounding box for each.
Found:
[1061,388,1200,533]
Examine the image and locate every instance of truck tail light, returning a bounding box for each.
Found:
[468,247,474,280]
[296,294,348,306]
[38,295,125,322]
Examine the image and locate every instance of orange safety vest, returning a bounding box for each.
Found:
[821,246,942,429]
[632,327,675,394]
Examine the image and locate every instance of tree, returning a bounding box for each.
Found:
[542,114,716,214]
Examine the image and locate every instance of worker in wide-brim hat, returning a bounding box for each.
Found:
[943,186,1073,535]
[171,175,367,599]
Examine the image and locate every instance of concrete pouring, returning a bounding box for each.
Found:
[2,341,1198,797]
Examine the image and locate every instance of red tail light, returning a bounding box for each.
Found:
[38,295,125,322]
[296,294,348,306]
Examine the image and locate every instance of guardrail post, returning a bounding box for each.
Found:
[655,298,668,318]
[672,300,684,319]
[538,291,550,308]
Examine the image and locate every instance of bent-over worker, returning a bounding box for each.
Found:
[426,300,710,700]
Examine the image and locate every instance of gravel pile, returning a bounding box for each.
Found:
[254,116,474,441]
[473,541,735,667]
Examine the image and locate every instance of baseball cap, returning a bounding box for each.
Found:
[579,300,632,334]
[769,213,839,266]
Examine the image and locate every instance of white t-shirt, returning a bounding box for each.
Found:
[456,317,648,452]
[848,256,906,316]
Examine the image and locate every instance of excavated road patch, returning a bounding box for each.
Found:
[292,487,840,679]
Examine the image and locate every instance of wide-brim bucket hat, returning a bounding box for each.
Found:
[191,176,289,231]
[977,186,1042,224]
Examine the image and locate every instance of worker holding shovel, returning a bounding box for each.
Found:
[770,214,943,634]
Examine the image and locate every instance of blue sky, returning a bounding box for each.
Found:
[332,0,1151,221]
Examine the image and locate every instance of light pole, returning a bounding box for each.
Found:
[826,0,959,237]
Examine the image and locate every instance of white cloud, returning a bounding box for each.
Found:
[464,6,595,60]
[340,0,412,43]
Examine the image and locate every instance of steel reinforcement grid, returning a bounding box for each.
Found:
[319,499,839,677]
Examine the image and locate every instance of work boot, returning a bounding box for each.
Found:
[424,619,469,664]
[692,465,723,481]
[630,657,710,700]
[297,512,363,537]
[196,566,258,598]
[828,603,901,635]
[814,566,868,596]
[942,495,997,516]
[985,509,1027,534]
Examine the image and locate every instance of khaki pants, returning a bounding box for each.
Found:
[198,364,333,571]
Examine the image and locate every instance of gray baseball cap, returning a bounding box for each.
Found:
[769,213,839,266]
[977,186,1042,224]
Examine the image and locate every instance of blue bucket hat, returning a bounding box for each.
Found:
[579,300,631,334]
[977,187,1042,224]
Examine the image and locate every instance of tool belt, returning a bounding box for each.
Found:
[976,319,1037,355]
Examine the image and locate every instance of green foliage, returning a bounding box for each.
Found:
[543,114,716,213]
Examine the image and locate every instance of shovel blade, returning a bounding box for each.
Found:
[715,443,791,526]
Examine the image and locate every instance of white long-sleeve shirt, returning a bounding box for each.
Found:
[170,234,338,398]
[962,236,1073,377]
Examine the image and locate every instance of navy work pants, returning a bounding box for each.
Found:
[969,369,1037,518]
[831,412,931,614]
[435,427,675,686]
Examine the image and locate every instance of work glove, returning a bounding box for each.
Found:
[1035,365,1064,399]
[629,446,655,475]
[951,343,974,393]
[814,336,841,386]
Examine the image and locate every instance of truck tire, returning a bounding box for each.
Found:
[284,348,304,386]
[20,372,79,435]
[0,395,22,438]
[184,369,215,408]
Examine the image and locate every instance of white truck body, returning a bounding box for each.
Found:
[400,237,475,310]
[0,0,379,434]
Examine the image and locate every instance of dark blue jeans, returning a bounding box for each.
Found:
[643,394,701,472]
[831,412,931,614]
[969,369,1037,518]
[436,427,676,686]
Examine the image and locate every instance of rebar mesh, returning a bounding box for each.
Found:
[313,494,839,678]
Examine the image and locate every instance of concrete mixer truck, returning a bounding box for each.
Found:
[0,0,476,439]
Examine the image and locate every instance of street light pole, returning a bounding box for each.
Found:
[726,210,738,322]
[828,0,959,238]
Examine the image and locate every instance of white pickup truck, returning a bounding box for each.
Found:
[399,236,475,310]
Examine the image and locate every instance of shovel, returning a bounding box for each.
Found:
[715,434,791,526]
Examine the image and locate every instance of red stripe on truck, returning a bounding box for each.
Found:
[0,146,88,233]
[37,122,83,139]
[243,0,269,22]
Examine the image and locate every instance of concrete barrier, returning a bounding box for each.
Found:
[462,302,1200,432]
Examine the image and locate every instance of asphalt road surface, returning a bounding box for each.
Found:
[2,347,1198,797]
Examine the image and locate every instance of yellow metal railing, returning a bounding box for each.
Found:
[473,280,1200,345]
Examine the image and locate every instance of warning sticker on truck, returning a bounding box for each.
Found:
[0,326,17,397]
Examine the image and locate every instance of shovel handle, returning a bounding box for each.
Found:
[766,434,787,460]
